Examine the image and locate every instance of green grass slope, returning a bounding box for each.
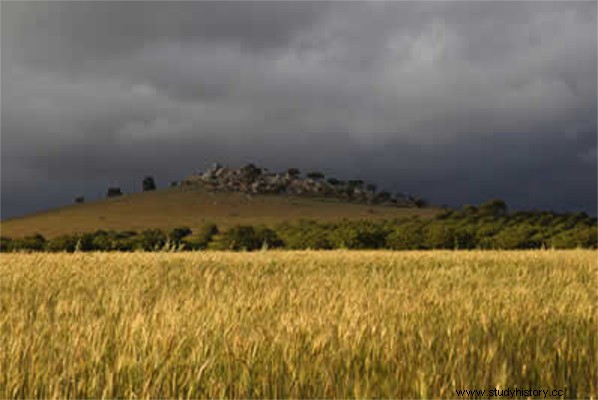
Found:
[1,186,437,238]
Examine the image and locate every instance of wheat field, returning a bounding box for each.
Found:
[0,251,596,398]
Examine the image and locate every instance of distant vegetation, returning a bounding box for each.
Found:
[105,187,122,198]
[142,176,156,192]
[2,200,595,252]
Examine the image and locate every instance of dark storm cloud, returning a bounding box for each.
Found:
[1,1,596,218]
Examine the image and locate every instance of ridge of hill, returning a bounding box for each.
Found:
[2,163,436,239]
[0,184,437,239]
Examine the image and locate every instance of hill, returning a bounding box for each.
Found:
[0,184,437,239]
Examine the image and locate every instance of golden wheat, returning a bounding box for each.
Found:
[0,251,596,398]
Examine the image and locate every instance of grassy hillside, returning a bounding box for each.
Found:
[0,186,437,238]
[1,251,595,398]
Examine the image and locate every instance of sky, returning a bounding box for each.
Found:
[1,1,596,219]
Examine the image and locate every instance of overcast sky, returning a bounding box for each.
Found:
[2,1,596,219]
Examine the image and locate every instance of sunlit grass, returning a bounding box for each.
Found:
[1,250,595,398]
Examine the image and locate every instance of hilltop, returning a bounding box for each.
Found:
[182,163,427,207]
[1,164,436,239]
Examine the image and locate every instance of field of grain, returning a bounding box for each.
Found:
[1,251,596,398]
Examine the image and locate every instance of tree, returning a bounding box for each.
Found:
[366,183,377,193]
[142,176,156,192]
[276,221,333,250]
[307,171,325,180]
[348,180,364,188]
[286,168,301,178]
[386,222,425,250]
[219,225,261,251]
[183,223,219,250]
[413,198,428,208]
[479,199,508,217]
[0,237,13,252]
[491,225,538,249]
[136,229,167,251]
[112,231,138,251]
[424,223,456,249]
[74,196,85,204]
[168,227,192,245]
[548,226,597,249]
[47,235,79,252]
[240,163,262,182]
[375,191,392,203]
[254,226,284,250]
[328,221,389,249]
[11,234,46,251]
[462,204,478,215]
[327,178,340,186]
[106,187,122,198]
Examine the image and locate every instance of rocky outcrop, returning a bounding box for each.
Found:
[183,163,420,207]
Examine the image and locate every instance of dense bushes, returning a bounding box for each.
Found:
[385,222,425,250]
[276,221,333,250]
[182,223,219,250]
[3,234,47,252]
[2,203,596,252]
[214,225,283,251]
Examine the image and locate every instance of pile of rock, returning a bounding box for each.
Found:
[183,163,419,207]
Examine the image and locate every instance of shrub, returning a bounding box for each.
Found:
[135,229,167,251]
[240,164,262,182]
[328,220,390,249]
[142,176,157,192]
[74,232,98,251]
[386,222,425,250]
[347,180,364,188]
[254,227,284,250]
[424,223,457,249]
[112,231,139,251]
[168,227,192,245]
[491,225,539,249]
[453,226,477,249]
[276,221,332,250]
[307,171,325,180]
[219,226,261,251]
[413,198,428,208]
[435,209,455,220]
[0,237,12,252]
[46,235,80,252]
[375,191,392,203]
[13,234,46,251]
[183,223,219,250]
[548,226,598,249]
[217,225,282,251]
[286,168,301,178]
[89,230,113,251]
[106,187,123,198]
[10,234,46,251]
[479,199,508,217]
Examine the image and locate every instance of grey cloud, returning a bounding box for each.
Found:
[1,1,596,218]
[1,1,331,72]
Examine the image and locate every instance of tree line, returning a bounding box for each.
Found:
[2,200,596,252]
